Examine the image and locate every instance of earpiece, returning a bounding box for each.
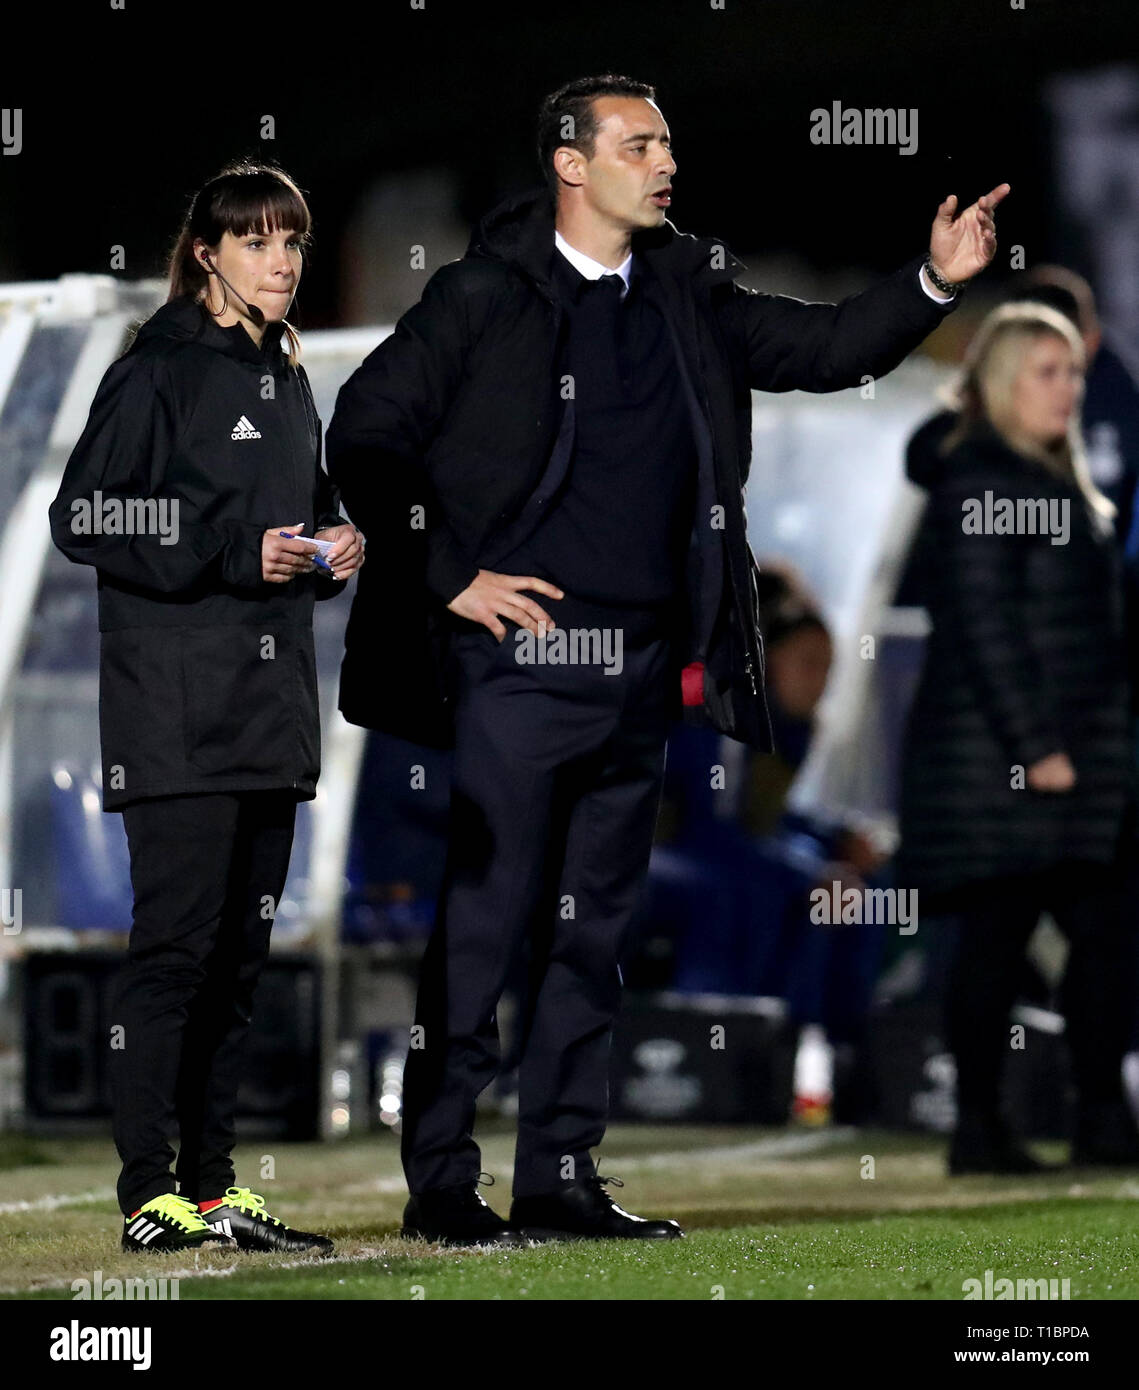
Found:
[198,253,265,328]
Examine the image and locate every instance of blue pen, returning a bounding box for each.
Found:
[278,530,335,573]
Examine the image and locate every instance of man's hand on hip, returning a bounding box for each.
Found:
[447,569,564,642]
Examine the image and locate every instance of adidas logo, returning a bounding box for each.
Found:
[126,1216,164,1246]
[209,1217,235,1238]
[231,415,262,441]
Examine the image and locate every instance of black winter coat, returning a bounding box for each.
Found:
[49,296,347,811]
[898,419,1136,895]
[326,187,955,749]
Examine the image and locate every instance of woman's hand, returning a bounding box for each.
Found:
[314,523,365,580]
[262,523,317,583]
[1027,751,1076,792]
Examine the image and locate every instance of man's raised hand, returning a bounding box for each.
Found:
[928,182,1011,285]
[447,569,564,641]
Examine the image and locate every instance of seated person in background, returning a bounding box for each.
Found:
[646,562,888,1123]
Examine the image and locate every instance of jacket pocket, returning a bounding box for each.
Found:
[182,625,294,779]
[99,627,186,797]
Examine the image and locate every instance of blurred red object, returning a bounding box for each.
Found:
[681,662,704,707]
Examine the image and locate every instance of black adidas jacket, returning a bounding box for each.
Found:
[49,295,347,811]
[327,187,955,750]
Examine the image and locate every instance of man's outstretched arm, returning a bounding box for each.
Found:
[730,184,1010,394]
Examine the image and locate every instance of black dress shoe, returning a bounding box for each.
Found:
[402,1173,526,1247]
[200,1187,334,1255]
[948,1112,1051,1176]
[510,1174,685,1241]
[1071,1100,1139,1167]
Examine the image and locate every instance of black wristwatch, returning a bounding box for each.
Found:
[922,254,964,298]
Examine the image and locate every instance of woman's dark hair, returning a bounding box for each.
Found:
[168,160,312,363]
[536,74,656,197]
[754,561,830,649]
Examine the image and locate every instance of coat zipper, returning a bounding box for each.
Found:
[483,280,565,547]
[684,281,764,699]
[283,359,311,790]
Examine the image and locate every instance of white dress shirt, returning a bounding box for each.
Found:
[554,230,633,297]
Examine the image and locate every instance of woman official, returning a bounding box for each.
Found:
[49,162,364,1251]
[900,301,1139,1174]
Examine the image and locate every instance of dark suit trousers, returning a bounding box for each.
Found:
[401,619,677,1198]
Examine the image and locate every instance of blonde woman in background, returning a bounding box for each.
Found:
[899,302,1139,1174]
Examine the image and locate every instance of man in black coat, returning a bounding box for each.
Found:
[327,74,1008,1245]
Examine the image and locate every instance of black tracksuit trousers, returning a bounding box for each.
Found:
[400,617,679,1199]
[111,790,297,1215]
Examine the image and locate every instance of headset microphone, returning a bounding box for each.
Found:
[201,255,266,328]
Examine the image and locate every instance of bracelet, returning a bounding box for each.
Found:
[923,254,964,297]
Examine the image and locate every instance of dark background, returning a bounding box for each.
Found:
[1,0,1132,325]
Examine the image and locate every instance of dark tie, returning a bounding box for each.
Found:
[579,274,626,387]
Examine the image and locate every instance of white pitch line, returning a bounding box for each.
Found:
[337,1176,417,1197]
[0,1132,866,1295]
[341,1131,855,1196]
[3,1248,424,1296]
[1,1133,854,1218]
[598,1127,859,1171]
[0,1187,116,1215]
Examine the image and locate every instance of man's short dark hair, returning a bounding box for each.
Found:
[1004,282,1082,332]
[536,75,657,197]
[1005,265,1098,338]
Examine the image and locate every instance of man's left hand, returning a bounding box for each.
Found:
[928,182,1011,285]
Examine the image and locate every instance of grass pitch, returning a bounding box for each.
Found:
[2,1123,1137,1300]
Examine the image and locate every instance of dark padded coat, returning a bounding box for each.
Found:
[327,186,955,750]
[898,418,1136,896]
